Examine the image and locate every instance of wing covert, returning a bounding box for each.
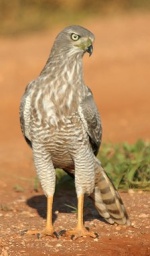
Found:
[19,80,35,147]
[79,87,102,155]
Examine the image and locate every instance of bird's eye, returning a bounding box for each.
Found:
[71,33,80,41]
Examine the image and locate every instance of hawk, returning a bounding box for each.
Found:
[20,25,130,239]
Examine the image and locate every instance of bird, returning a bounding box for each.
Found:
[20,25,130,239]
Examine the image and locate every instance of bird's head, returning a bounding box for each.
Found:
[52,25,95,57]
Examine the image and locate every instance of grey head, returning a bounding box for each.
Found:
[50,25,95,57]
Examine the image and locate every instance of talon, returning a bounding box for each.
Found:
[53,231,59,239]
[59,230,66,236]
[71,234,75,240]
[94,232,99,238]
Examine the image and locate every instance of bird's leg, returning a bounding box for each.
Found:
[62,194,97,240]
[41,195,55,236]
[77,194,85,231]
[23,196,57,238]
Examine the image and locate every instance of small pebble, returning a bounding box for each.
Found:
[128,189,135,195]
[138,190,143,194]
[56,243,62,247]
[139,213,149,218]
[115,226,121,230]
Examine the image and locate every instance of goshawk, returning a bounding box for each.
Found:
[20,25,130,239]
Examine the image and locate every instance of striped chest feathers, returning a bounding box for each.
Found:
[30,79,84,130]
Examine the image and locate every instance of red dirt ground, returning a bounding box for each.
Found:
[0,12,150,256]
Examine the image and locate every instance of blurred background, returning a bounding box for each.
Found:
[0,0,150,156]
[0,0,150,36]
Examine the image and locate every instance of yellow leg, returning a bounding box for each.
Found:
[23,196,56,238]
[42,195,54,235]
[77,194,84,230]
[45,195,54,233]
[62,194,97,239]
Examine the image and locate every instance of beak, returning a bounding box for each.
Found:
[86,44,93,56]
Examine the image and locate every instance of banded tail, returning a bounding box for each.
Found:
[89,158,130,225]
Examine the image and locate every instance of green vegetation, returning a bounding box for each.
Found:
[0,0,150,36]
[98,140,150,190]
[55,169,75,191]
[33,176,41,192]
[13,184,24,192]
[56,140,150,191]
[64,204,77,213]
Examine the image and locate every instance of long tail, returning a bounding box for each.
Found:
[89,158,130,225]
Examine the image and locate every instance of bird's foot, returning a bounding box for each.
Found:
[59,227,98,240]
[21,228,59,239]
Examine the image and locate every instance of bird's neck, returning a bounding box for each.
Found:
[39,52,87,113]
[40,52,84,88]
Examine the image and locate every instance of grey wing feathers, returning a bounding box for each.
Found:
[80,87,102,155]
[19,81,34,148]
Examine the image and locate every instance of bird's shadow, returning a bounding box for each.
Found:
[26,185,107,224]
[26,189,77,223]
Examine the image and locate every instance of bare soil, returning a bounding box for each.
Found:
[0,12,150,256]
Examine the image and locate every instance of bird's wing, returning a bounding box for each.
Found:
[19,80,35,148]
[79,87,102,155]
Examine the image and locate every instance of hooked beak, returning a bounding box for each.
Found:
[86,44,93,56]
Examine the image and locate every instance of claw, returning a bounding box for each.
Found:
[71,234,76,240]
[58,230,66,237]
[94,232,99,238]
[53,231,59,239]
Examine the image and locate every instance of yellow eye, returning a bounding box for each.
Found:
[71,33,80,41]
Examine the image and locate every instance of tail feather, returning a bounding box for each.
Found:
[89,158,130,225]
